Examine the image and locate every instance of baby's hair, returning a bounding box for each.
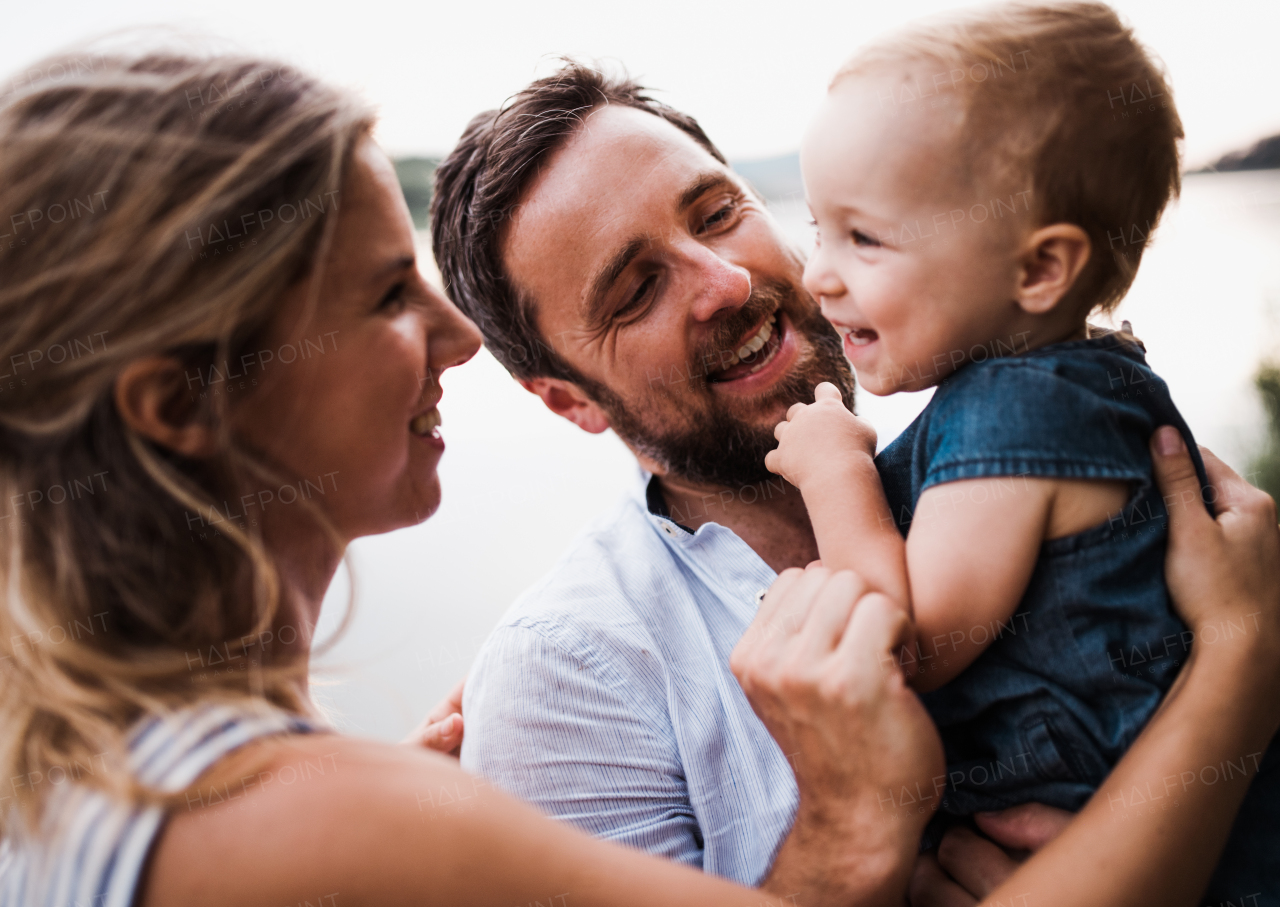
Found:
[835,1,1182,313]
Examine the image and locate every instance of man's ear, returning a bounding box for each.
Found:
[519,376,611,434]
[114,356,219,457]
[1014,224,1091,315]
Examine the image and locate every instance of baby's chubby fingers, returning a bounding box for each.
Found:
[773,419,790,442]
[786,400,809,421]
[813,381,844,403]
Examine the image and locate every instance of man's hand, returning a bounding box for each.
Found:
[908,804,1072,905]
[732,565,944,907]
[401,677,465,757]
[764,382,876,488]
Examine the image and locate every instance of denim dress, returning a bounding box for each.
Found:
[874,332,1279,903]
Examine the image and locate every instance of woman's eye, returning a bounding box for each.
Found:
[852,229,882,248]
[378,281,408,312]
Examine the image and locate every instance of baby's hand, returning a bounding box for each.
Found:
[765,382,877,488]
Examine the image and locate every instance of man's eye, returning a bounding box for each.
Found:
[378,281,408,312]
[852,229,882,248]
[700,200,738,232]
[618,275,657,317]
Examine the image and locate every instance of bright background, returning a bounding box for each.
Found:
[6,0,1279,739]
[7,0,1278,166]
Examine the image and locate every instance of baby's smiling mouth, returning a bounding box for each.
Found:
[839,326,879,347]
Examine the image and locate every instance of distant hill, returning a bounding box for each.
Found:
[394,157,439,228]
[732,152,803,203]
[401,133,1280,225]
[1198,134,1280,173]
[395,152,807,227]
[733,135,1280,186]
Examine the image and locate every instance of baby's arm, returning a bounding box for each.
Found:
[764,383,909,606]
[906,475,1130,690]
[904,477,1051,691]
[769,383,1127,692]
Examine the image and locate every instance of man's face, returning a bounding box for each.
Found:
[502,105,853,487]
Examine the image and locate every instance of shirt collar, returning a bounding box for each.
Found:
[644,473,696,535]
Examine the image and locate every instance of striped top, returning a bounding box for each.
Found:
[0,702,319,907]
[461,467,798,886]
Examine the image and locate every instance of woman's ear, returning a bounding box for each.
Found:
[1014,224,1091,315]
[114,357,219,457]
[519,376,611,434]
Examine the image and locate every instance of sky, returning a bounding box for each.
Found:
[5,0,1279,168]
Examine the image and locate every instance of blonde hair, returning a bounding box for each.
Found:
[0,47,374,832]
[835,1,1183,311]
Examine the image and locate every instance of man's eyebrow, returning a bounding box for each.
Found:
[583,171,736,324]
[584,236,648,325]
[679,171,735,212]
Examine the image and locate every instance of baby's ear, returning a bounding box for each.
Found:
[1013,224,1091,315]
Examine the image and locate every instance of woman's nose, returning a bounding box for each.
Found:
[426,284,483,375]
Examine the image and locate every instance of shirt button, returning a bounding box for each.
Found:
[661,523,677,536]
[754,587,767,606]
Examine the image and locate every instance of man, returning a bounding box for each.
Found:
[431,62,857,885]
[425,63,1114,898]
[415,58,1280,907]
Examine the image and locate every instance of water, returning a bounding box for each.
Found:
[314,170,1280,741]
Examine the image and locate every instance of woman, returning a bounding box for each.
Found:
[0,49,1277,907]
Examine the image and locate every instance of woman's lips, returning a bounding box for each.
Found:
[410,408,443,445]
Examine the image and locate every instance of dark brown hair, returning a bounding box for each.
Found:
[431,60,727,381]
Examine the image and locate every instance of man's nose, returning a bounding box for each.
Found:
[682,241,752,323]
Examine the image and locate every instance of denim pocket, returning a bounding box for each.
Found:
[1022,716,1080,783]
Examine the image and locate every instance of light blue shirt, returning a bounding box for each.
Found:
[461,468,799,885]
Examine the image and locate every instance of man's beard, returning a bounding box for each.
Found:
[573,277,856,489]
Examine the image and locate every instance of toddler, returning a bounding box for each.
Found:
[766,3,1278,901]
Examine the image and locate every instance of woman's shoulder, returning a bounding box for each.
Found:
[139,733,527,907]
[129,700,322,787]
[0,700,325,907]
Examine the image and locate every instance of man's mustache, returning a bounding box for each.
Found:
[693,279,814,371]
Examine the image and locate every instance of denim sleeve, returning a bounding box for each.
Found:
[459,623,704,867]
[921,361,1154,492]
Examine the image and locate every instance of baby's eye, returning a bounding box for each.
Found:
[807,219,821,248]
[852,229,882,248]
